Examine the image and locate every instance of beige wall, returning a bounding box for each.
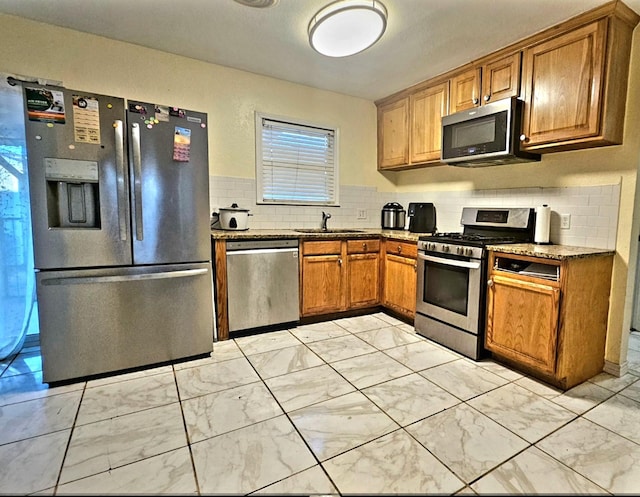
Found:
[0,14,390,191]
[2,13,639,371]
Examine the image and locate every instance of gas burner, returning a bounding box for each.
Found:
[419,232,518,245]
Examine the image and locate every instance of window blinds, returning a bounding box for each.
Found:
[258,117,337,205]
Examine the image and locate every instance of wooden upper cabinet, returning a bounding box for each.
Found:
[520,6,637,152]
[374,2,638,166]
[409,81,449,164]
[481,52,521,105]
[449,67,481,113]
[377,97,409,169]
[520,20,607,150]
[451,53,521,113]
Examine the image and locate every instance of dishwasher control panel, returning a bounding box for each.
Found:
[226,239,299,251]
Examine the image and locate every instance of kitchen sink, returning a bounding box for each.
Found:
[294,228,365,233]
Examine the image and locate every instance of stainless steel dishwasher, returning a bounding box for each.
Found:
[226,239,300,333]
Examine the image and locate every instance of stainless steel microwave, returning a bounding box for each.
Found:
[441,97,540,167]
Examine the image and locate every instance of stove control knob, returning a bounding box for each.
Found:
[442,245,450,253]
[466,248,474,257]
[456,246,464,255]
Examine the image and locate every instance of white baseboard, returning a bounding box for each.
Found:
[604,359,629,377]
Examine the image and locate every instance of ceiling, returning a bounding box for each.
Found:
[1,0,639,101]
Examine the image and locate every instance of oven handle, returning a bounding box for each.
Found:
[418,253,481,270]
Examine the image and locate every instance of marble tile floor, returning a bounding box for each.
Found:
[2,314,640,495]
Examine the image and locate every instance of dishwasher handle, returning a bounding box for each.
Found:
[226,247,299,257]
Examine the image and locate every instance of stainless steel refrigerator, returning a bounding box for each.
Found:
[22,85,213,383]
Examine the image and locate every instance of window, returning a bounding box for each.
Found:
[256,113,338,206]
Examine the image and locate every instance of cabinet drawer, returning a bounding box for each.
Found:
[347,239,380,254]
[491,253,561,287]
[385,240,417,259]
[302,240,342,256]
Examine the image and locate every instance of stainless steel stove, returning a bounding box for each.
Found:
[415,207,535,359]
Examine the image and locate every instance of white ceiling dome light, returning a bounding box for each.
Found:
[233,0,279,8]
[308,0,388,58]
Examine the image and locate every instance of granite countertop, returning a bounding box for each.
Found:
[211,228,423,242]
[487,243,615,260]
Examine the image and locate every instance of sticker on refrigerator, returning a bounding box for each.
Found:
[72,95,101,144]
[155,105,170,122]
[129,102,148,115]
[173,126,191,162]
[170,107,186,118]
[25,87,66,124]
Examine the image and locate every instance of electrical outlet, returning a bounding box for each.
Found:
[357,209,367,220]
[560,214,571,229]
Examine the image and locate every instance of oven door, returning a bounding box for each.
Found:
[416,251,482,334]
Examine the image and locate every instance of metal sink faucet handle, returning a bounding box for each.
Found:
[321,211,331,231]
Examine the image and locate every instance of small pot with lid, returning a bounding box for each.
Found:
[211,203,252,230]
[381,202,406,230]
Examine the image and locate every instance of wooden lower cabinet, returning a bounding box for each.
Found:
[346,239,380,309]
[215,235,416,337]
[300,240,343,315]
[487,275,560,376]
[485,250,613,389]
[300,239,379,317]
[381,239,417,320]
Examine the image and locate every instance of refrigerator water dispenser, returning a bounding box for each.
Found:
[44,158,100,228]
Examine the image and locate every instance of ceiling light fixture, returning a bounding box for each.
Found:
[233,0,279,8]
[308,0,388,58]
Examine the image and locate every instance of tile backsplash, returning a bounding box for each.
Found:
[209,176,620,250]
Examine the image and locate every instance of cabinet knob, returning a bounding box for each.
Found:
[397,245,402,253]
[519,134,529,143]
[484,94,491,102]
[363,242,367,250]
[472,98,479,105]
[338,258,343,266]
[487,280,494,287]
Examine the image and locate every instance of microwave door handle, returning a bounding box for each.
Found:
[418,253,481,270]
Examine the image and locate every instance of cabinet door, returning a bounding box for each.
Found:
[382,253,417,318]
[486,275,560,375]
[520,20,607,149]
[410,82,449,164]
[347,253,380,308]
[377,97,409,169]
[450,67,481,113]
[301,255,344,316]
[481,53,521,105]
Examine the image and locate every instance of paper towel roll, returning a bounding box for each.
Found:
[535,205,551,244]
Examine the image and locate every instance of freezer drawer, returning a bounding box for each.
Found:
[37,262,214,383]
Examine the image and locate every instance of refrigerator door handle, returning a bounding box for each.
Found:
[114,119,127,241]
[40,268,209,286]
[131,122,144,241]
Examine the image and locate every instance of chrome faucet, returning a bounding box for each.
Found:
[321,211,331,231]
